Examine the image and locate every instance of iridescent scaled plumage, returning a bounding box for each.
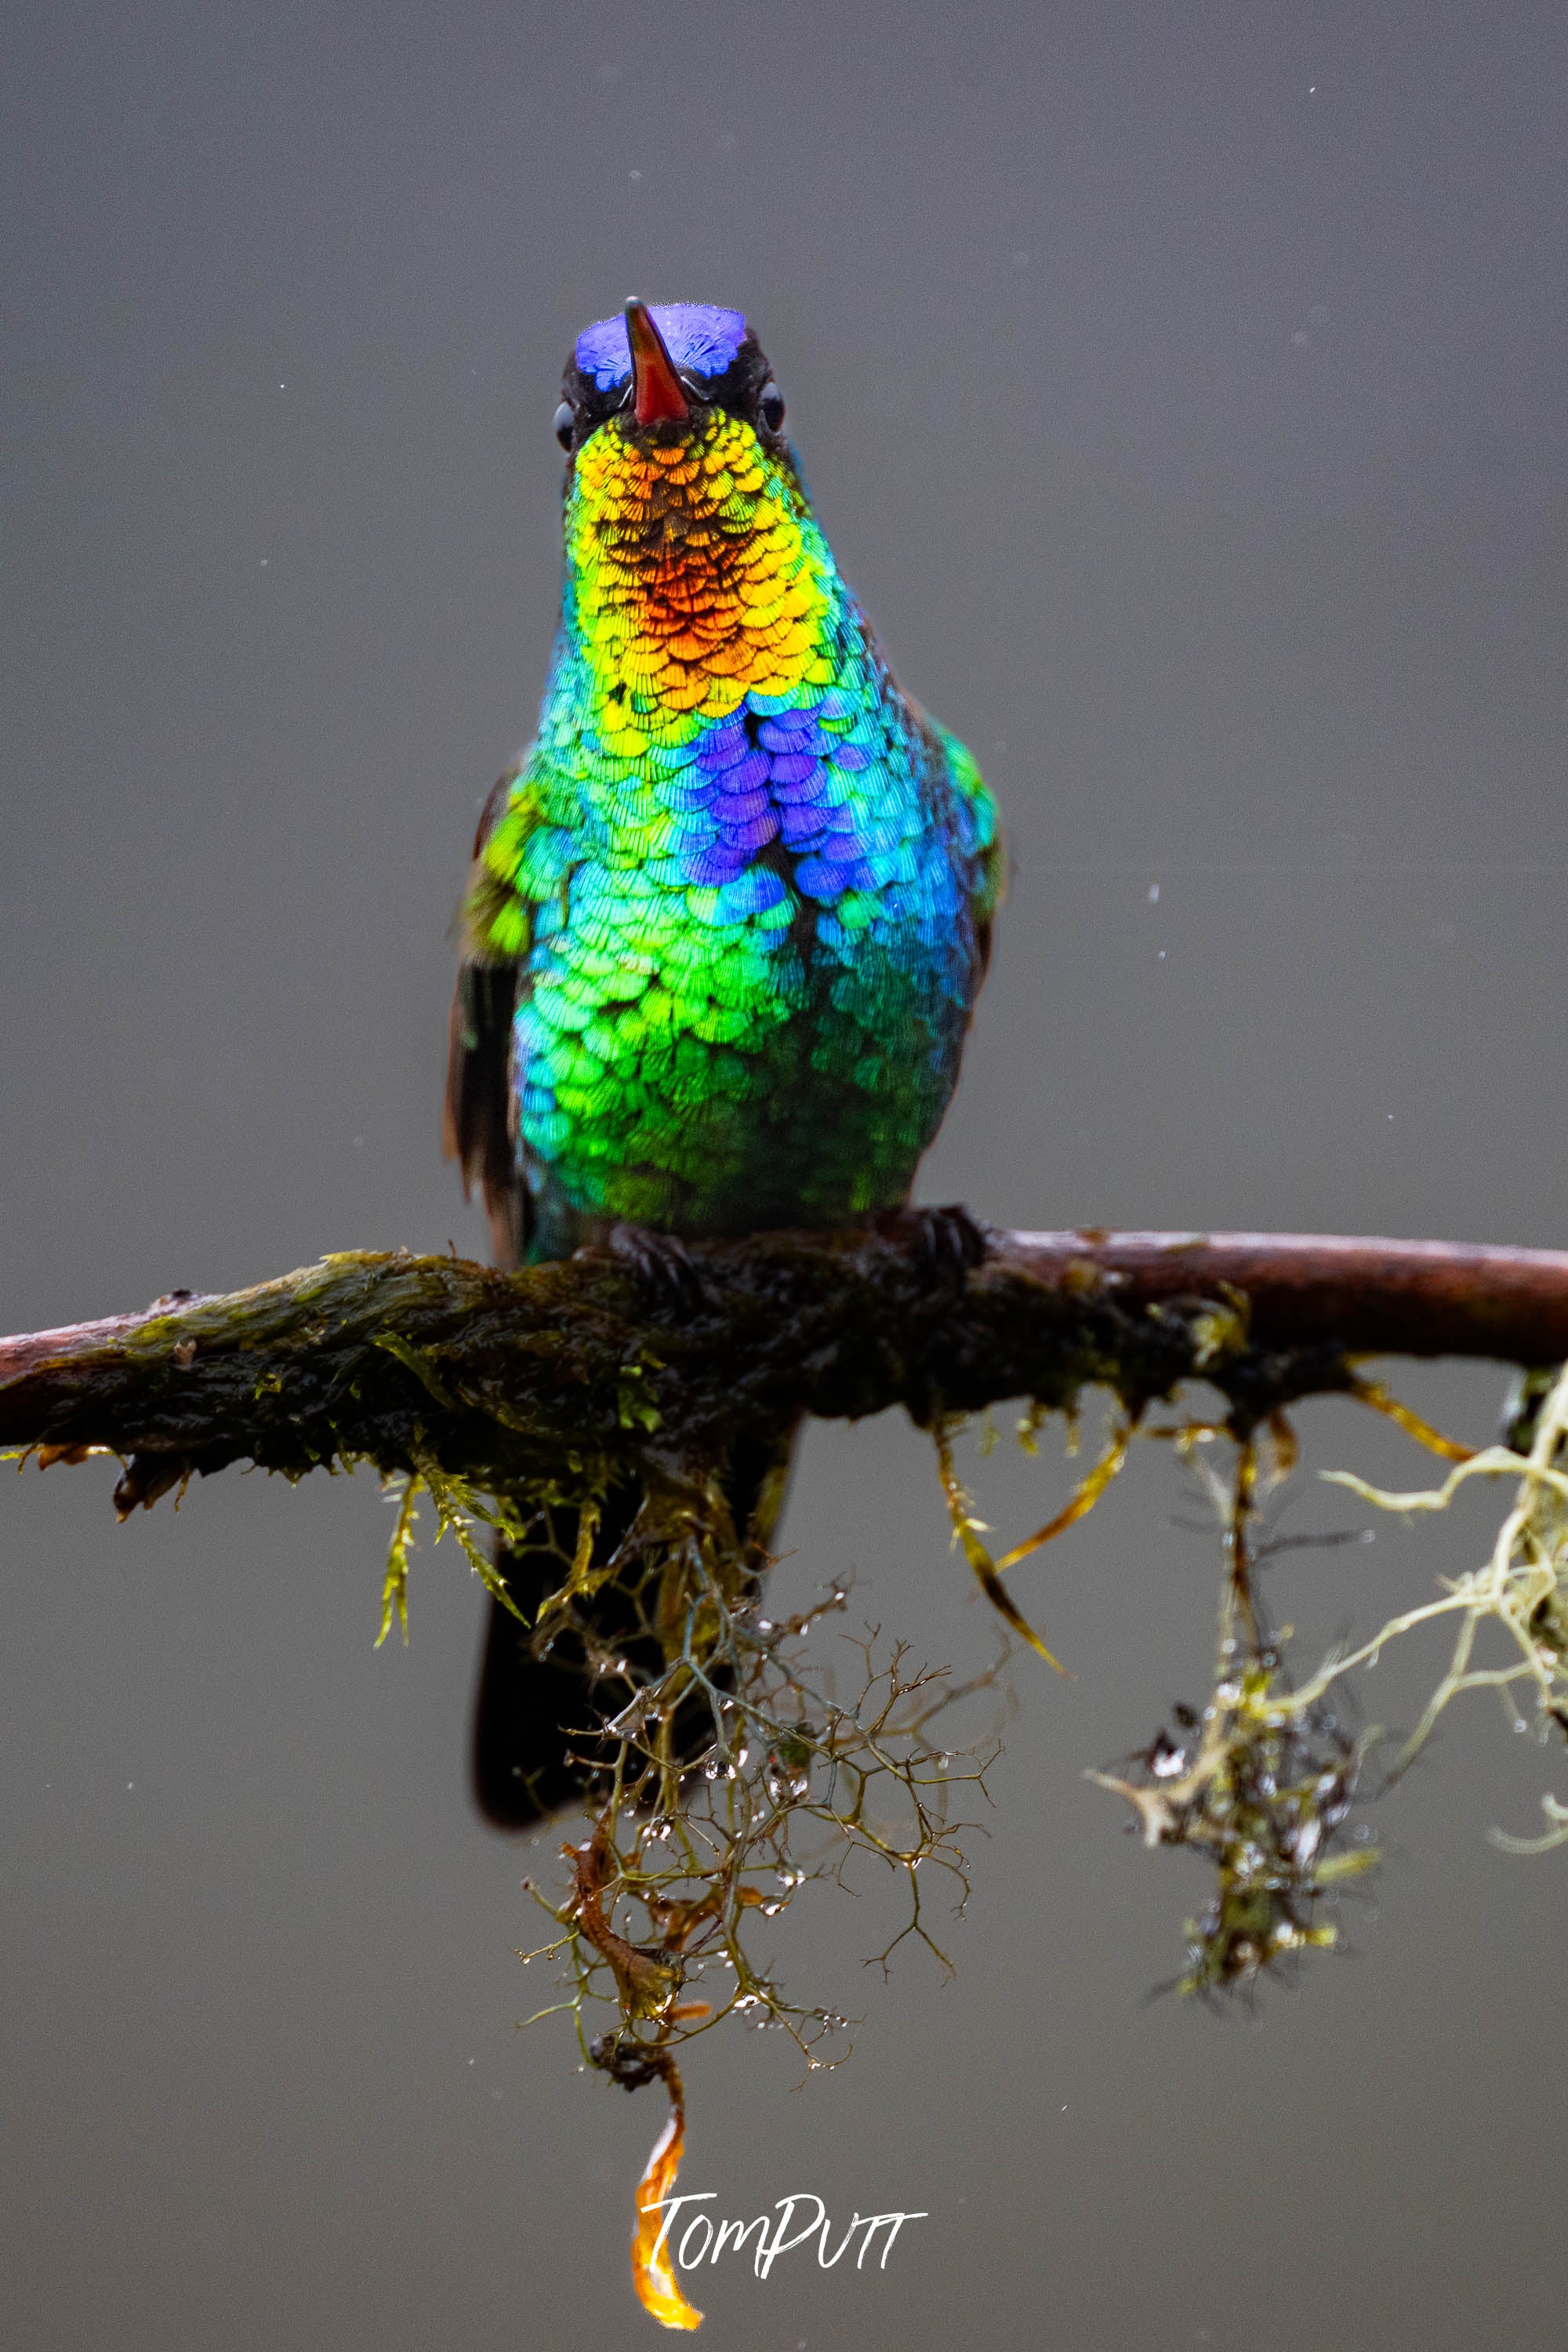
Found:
[449,302,1002,1263]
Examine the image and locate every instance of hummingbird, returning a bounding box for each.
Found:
[446,300,1002,1827]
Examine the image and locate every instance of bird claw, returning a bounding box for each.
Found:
[877,1202,992,1283]
[605,1222,706,1313]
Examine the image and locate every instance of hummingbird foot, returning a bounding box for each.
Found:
[875,1201,993,1286]
[602,1221,707,1315]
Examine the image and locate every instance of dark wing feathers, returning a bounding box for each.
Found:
[444,769,531,1269]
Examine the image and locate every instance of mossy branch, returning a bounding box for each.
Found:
[5,1225,1568,1513]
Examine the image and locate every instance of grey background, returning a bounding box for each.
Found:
[4,2,1566,2345]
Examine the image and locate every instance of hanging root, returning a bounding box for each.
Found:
[934,1420,1069,1671]
[1345,1374,1476,1465]
[498,1449,1006,2118]
[995,1409,1139,1571]
[931,1395,1152,1673]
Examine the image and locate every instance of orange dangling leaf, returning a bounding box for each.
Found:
[631,2072,703,2331]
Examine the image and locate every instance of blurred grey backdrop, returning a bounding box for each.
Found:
[4,2,1567,2346]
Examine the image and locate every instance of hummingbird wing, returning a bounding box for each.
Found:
[957,744,1005,986]
[444,760,533,1268]
[934,723,1007,991]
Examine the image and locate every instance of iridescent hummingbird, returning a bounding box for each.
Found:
[446,300,1002,1825]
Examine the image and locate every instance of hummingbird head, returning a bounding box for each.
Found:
[553,300,786,456]
[550,303,833,725]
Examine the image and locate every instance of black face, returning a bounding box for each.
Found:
[550,326,788,457]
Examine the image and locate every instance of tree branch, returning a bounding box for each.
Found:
[3,1225,1565,1515]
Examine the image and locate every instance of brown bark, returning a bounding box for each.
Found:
[1004,1229,1568,1361]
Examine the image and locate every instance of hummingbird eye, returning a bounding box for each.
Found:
[758,381,786,434]
[553,401,576,450]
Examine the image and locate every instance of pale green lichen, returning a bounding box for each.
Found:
[1317,1358,1568,1846]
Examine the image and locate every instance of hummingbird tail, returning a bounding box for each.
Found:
[469,1425,798,1831]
